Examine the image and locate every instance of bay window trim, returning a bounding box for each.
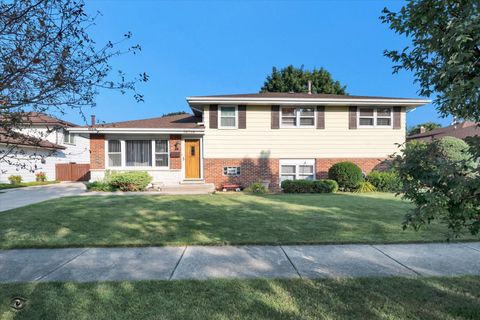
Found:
[105,138,170,169]
[357,106,393,128]
[280,106,316,128]
[218,105,238,129]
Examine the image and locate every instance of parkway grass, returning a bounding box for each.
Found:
[0,192,477,249]
[0,277,479,320]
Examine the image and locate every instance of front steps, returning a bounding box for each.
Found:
[150,181,215,195]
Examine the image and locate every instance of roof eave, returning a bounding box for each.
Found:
[186,97,431,107]
[67,127,205,134]
[0,142,66,150]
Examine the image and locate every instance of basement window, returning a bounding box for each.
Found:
[223,167,241,176]
[279,159,315,183]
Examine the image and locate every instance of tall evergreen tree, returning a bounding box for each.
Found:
[260,65,347,94]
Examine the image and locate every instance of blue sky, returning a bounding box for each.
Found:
[63,0,452,128]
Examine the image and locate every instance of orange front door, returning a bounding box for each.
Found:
[185,139,201,179]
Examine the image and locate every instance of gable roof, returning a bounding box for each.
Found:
[84,113,202,129]
[187,92,431,107]
[0,129,66,150]
[1,112,77,127]
[407,121,480,141]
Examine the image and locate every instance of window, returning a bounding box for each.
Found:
[63,130,75,144]
[358,107,392,127]
[126,140,152,167]
[279,160,315,183]
[223,166,240,176]
[281,107,315,127]
[376,108,392,126]
[155,140,169,167]
[219,106,237,128]
[108,140,121,167]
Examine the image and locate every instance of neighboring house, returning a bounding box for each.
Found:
[68,92,429,190]
[407,121,480,142]
[0,113,90,183]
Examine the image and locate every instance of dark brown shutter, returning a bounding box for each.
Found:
[271,105,280,129]
[349,106,357,129]
[238,105,246,129]
[209,105,218,129]
[316,106,325,129]
[393,106,401,129]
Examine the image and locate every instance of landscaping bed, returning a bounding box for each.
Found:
[0,193,476,249]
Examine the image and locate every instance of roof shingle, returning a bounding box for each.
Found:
[83,114,202,129]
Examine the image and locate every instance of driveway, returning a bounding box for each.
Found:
[0,182,86,212]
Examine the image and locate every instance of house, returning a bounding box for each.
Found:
[68,92,430,190]
[0,113,90,183]
[407,121,480,142]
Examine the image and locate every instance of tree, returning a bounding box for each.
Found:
[381,0,480,121]
[407,122,442,136]
[260,65,347,94]
[0,0,148,164]
[394,137,479,237]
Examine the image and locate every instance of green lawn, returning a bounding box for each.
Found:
[0,181,59,190]
[1,277,479,319]
[0,192,477,249]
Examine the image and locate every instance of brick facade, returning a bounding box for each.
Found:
[315,158,390,179]
[169,135,182,170]
[90,134,105,169]
[204,158,280,191]
[204,157,390,190]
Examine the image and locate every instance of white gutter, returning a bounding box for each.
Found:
[67,127,204,134]
[186,97,431,107]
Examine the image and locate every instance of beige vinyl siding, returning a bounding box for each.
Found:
[203,105,406,159]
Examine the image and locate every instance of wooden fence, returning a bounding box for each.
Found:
[55,163,90,181]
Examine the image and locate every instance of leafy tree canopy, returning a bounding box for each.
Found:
[381,0,480,121]
[260,65,347,95]
[0,0,147,167]
[407,122,442,136]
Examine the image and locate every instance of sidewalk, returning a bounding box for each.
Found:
[1,242,479,283]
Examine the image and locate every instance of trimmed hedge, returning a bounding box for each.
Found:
[281,179,338,193]
[328,162,363,191]
[86,181,118,192]
[366,170,402,192]
[109,171,152,191]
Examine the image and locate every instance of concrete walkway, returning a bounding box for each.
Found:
[1,242,479,283]
[0,182,86,212]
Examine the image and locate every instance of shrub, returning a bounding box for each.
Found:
[355,181,377,193]
[86,181,118,192]
[8,175,22,185]
[433,136,473,163]
[35,171,47,182]
[328,162,363,191]
[244,182,267,194]
[109,171,152,191]
[282,179,338,193]
[281,180,314,193]
[313,179,339,193]
[367,170,402,192]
